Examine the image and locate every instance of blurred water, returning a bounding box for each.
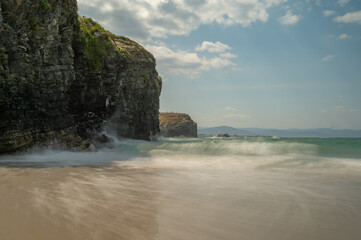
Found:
[0,137,361,240]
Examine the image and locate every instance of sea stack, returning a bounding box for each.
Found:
[159,113,197,138]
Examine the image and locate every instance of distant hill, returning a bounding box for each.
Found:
[198,126,253,136]
[198,126,361,138]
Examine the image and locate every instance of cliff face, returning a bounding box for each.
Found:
[0,0,81,152]
[159,113,197,138]
[0,0,161,153]
[71,17,161,141]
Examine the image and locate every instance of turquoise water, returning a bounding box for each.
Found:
[110,137,361,157]
[1,137,361,240]
[157,137,361,158]
[2,137,360,166]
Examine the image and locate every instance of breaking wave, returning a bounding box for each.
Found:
[155,138,318,156]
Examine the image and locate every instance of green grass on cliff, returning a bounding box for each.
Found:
[78,17,115,70]
[40,0,51,10]
[159,113,193,125]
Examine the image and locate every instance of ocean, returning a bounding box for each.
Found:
[0,137,361,240]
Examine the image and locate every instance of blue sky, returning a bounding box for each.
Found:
[78,0,361,129]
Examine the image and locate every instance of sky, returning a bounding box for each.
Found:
[78,0,361,129]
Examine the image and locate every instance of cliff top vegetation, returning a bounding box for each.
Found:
[159,113,194,125]
[78,16,114,70]
[78,16,152,70]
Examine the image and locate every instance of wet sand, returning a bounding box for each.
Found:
[1,155,361,240]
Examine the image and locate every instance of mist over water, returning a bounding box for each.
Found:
[1,137,361,240]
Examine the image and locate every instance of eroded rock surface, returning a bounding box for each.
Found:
[159,113,197,138]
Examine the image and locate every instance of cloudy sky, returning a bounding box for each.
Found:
[78,0,361,129]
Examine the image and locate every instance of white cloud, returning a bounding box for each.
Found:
[339,33,351,39]
[334,11,361,24]
[144,44,236,78]
[322,55,334,61]
[225,107,237,111]
[78,0,287,40]
[232,66,243,71]
[337,0,349,6]
[144,44,202,77]
[100,3,114,13]
[202,57,236,70]
[279,10,302,25]
[220,52,238,59]
[335,106,358,113]
[195,41,231,53]
[224,113,250,120]
[265,0,287,7]
[323,10,335,17]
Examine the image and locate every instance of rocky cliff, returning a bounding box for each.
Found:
[159,113,197,138]
[0,0,161,153]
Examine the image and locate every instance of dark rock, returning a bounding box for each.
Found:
[0,5,3,23]
[85,143,97,152]
[159,113,197,138]
[95,134,109,144]
[216,134,230,138]
[93,134,114,149]
[76,112,105,140]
